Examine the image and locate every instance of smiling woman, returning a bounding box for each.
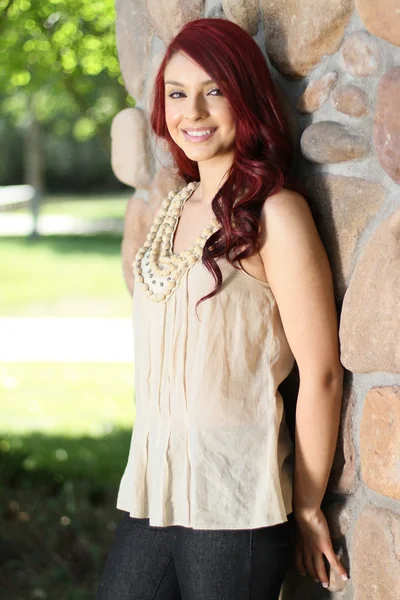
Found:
[164,56,236,160]
[147,17,301,308]
[97,17,347,600]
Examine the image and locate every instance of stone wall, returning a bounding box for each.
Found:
[112,1,400,598]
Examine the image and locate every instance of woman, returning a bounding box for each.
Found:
[98,17,349,600]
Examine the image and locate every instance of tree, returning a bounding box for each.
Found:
[0,0,133,190]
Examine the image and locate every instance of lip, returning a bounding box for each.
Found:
[181,127,217,143]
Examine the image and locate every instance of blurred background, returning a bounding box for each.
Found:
[0,1,136,598]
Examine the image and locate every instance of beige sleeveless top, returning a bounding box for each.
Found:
[117,182,295,530]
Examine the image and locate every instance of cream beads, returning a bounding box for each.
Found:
[133,181,220,303]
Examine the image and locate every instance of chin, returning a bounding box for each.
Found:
[181,145,221,160]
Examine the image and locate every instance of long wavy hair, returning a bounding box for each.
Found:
[149,17,303,311]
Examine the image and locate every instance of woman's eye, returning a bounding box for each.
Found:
[208,88,223,96]
[167,88,223,99]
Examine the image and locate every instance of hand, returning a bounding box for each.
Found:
[293,506,349,588]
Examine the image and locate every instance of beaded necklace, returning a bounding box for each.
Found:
[133,181,220,303]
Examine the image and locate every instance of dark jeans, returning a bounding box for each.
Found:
[97,511,295,600]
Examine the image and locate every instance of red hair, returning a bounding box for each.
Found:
[149,17,303,311]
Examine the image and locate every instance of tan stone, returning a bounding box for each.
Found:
[222,0,259,35]
[328,383,358,494]
[144,51,164,115]
[121,167,185,294]
[353,505,400,600]
[339,208,400,374]
[301,121,370,163]
[303,175,384,299]
[121,195,154,295]
[360,386,400,499]
[355,0,400,47]
[111,108,153,189]
[146,0,205,45]
[331,84,369,117]
[115,0,153,100]
[148,167,184,213]
[340,30,381,77]
[296,72,338,114]
[261,0,353,77]
[373,67,400,184]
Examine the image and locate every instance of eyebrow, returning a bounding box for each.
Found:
[164,79,215,87]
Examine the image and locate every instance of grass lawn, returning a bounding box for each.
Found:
[0,213,139,598]
[7,192,131,220]
[0,234,131,317]
[0,362,135,600]
[0,363,135,435]
[1,192,134,316]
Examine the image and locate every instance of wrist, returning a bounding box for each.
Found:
[293,505,321,519]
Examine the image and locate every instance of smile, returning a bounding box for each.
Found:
[182,128,217,142]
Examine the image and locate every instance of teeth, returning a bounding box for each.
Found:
[185,129,214,137]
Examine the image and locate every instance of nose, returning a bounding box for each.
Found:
[184,93,208,121]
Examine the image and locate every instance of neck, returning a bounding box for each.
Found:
[193,153,234,206]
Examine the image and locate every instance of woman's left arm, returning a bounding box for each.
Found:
[258,188,348,587]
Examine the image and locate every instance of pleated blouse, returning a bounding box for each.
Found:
[116,185,296,530]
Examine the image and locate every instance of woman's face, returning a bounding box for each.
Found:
[164,51,236,164]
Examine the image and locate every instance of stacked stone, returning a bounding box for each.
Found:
[113,1,400,598]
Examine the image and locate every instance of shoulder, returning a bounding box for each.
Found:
[261,188,313,227]
[259,187,318,249]
[258,186,329,293]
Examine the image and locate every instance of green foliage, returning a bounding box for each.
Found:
[0,429,133,598]
[0,0,132,142]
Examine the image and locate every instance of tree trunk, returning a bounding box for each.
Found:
[23,115,44,237]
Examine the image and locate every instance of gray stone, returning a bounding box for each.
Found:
[301,121,370,163]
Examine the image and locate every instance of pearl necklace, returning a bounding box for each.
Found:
[133,181,220,303]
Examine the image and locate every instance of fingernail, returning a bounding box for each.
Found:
[341,574,348,581]
[322,582,329,588]
[313,579,319,583]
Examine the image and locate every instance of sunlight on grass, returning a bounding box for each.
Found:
[7,192,131,220]
[0,363,135,436]
[0,361,135,485]
[0,235,131,317]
